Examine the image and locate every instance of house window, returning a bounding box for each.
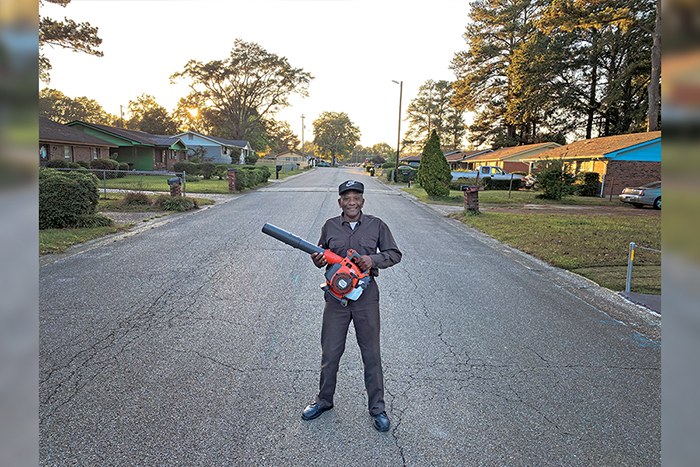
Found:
[93,148,100,159]
[286,157,290,161]
[64,146,72,160]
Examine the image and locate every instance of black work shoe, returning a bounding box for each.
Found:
[301,403,333,420]
[373,411,390,432]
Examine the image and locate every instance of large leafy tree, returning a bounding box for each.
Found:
[39,88,116,124]
[125,94,178,135]
[451,0,541,148]
[170,39,313,145]
[39,0,103,84]
[416,130,451,197]
[312,112,361,166]
[404,80,466,153]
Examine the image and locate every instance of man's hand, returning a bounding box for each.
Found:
[311,252,327,268]
[353,255,373,273]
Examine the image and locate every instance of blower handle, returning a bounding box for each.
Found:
[262,223,325,256]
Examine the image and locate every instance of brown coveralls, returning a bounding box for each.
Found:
[314,212,402,416]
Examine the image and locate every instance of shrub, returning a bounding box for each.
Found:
[39,169,100,229]
[234,169,251,190]
[45,159,70,169]
[214,164,229,180]
[534,159,576,200]
[416,130,451,197]
[382,160,397,169]
[75,213,114,228]
[76,160,90,169]
[67,162,81,169]
[482,178,522,190]
[90,158,120,179]
[122,192,152,206]
[450,177,483,191]
[576,171,601,197]
[395,165,417,183]
[153,195,199,211]
[173,161,199,175]
[90,158,119,170]
[197,162,217,179]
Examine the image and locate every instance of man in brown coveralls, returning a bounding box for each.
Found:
[302,180,402,432]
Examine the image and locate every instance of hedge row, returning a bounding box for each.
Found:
[45,158,130,179]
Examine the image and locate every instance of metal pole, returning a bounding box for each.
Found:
[508,173,514,198]
[625,242,635,293]
[103,170,107,198]
[392,80,403,182]
[301,115,305,163]
[182,170,186,197]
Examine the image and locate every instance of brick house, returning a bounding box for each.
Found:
[39,117,116,167]
[67,121,189,171]
[522,132,661,196]
[461,142,562,173]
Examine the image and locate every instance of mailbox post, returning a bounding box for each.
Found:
[276,165,282,179]
[167,177,182,197]
[461,185,484,213]
[227,168,237,192]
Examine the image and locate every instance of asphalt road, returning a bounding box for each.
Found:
[39,167,660,466]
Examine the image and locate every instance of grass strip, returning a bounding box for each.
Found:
[449,211,660,294]
[40,225,132,255]
[96,192,214,212]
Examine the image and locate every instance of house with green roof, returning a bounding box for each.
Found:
[67,121,189,171]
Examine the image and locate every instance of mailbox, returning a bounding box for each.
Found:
[167,177,182,197]
[461,185,484,212]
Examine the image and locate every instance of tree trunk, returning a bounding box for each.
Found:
[586,30,599,139]
[648,0,661,132]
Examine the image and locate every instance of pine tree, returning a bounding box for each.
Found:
[417,131,451,198]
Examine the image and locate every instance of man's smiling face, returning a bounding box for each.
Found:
[339,191,364,222]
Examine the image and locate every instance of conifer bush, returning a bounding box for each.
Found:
[534,159,576,200]
[416,130,451,197]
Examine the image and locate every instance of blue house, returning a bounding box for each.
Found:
[523,131,661,196]
[174,131,254,164]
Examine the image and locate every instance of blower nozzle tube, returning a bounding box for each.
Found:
[262,223,324,256]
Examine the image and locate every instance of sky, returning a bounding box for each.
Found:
[40,0,474,148]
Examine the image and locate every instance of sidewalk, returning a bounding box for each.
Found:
[619,292,661,314]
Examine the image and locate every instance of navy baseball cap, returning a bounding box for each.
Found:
[339,180,364,195]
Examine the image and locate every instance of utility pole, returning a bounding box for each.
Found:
[392,80,403,182]
[301,114,305,164]
[120,105,124,128]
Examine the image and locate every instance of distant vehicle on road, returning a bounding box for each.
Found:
[317,161,331,167]
[619,181,661,209]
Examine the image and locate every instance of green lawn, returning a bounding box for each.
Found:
[101,169,309,194]
[449,211,661,294]
[40,224,132,255]
[96,192,215,212]
[403,186,622,207]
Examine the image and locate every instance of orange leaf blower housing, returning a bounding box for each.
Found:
[262,223,371,306]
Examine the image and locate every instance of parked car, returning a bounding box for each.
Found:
[619,181,661,209]
[317,161,331,167]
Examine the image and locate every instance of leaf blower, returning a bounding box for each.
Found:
[262,223,371,306]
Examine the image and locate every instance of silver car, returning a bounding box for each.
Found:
[620,181,661,209]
